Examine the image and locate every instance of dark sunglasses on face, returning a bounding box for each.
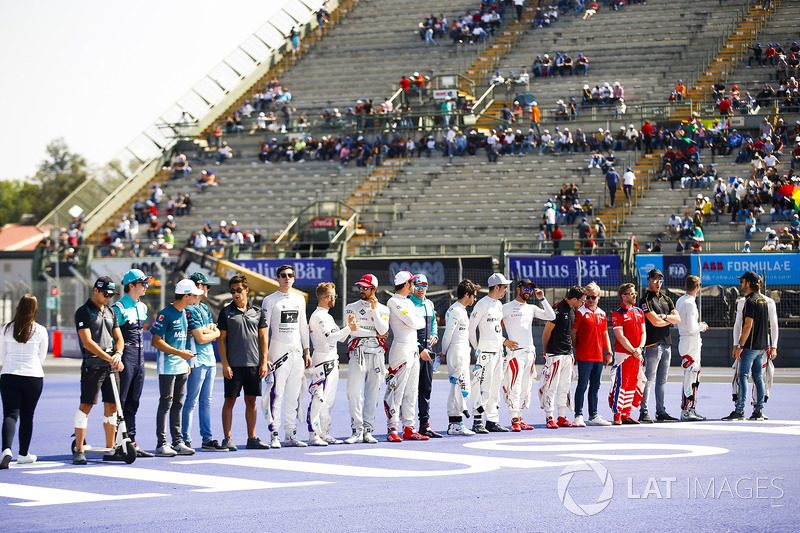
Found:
[521,287,536,292]
[230,287,246,294]
[278,273,295,279]
[586,295,598,300]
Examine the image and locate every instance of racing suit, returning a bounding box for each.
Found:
[502,297,555,419]
[441,301,471,422]
[469,294,506,424]
[307,306,351,437]
[384,293,425,431]
[261,290,310,438]
[345,299,389,434]
[539,299,576,419]
[675,293,704,410]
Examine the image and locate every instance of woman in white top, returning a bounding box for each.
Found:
[0,295,48,468]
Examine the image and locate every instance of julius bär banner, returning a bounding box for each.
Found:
[506,255,621,287]
[234,258,334,285]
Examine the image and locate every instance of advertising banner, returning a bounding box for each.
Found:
[234,258,334,285]
[506,255,621,287]
[636,254,800,286]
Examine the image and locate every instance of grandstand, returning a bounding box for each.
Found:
[27,0,800,335]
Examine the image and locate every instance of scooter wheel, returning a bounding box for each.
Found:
[71,439,78,454]
[123,440,137,464]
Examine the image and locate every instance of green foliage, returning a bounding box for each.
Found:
[0,139,89,225]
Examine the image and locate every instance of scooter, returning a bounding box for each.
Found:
[71,370,137,464]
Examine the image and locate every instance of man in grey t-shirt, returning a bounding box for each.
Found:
[217,274,270,450]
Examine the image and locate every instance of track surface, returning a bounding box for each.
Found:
[1,369,798,532]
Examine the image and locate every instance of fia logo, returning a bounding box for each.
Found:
[668,263,688,278]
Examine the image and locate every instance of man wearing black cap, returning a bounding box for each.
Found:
[72,277,125,465]
[639,268,681,423]
[502,279,555,431]
[723,271,773,421]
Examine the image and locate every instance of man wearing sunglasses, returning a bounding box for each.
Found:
[502,279,555,431]
[409,274,442,438]
[639,268,681,423]
[344,274,390,444]
[610,283,646,425]
[572,282,613,427]
[261,265,311,448]
[113,269,154,457]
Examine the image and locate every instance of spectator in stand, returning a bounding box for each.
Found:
[605,166,619,207]
[674,80,687,101]
[216,142,232,165]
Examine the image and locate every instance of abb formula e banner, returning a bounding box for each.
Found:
[635,254,800,286]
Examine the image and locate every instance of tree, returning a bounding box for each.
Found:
[0,179,33,227]
[26,138,89,220]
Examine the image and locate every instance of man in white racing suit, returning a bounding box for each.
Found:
[469,273,517,433]
[344,274,389,444]
[675,275,708,421]
[383,271,429,442]
[261,264,311,448]
[441,279,480,436]
[307,282,358,446]
[502,278,555,431]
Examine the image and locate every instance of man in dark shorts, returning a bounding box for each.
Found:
[217,274,270,450]
[72,276,125,465]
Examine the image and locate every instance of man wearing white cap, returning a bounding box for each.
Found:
[469,273,516,433]
[383,271,428,442]
[150,279,203,457]
[345,274,390,444]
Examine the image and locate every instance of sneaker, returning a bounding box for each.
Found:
[308,434,329,446]
[269,432,281,449]
[245,437,270,450]
[420,425,443,438]
[16,453,37,465]
[557,416,578,428]
[344,429,363,444]
[573,415,586,427]
[0,449,11,469]
[362,432,379,444]
[72,450,87,465]
[386,429,402,443]
[134,443,154,457]
[749,410,765,421]
[472,422,489,434]
[285,433,308,447]
[621,416,640,425]
[638,411,654,423]
[545,416,558,429]
[220,436,239,451]
[587,415,612,426]
[173,441,196,455]
[402,427,430,441]
[518,418,534,430]
[656,412,679,422]
[511,418,522,432]
[156,443,178,457]
[722,411,745,421]
[486,421,510,432]
[447,423,476,436]
[613,413,622,425]
[681,409,704,421]
[201,440,229,452]
[321,434,343,445]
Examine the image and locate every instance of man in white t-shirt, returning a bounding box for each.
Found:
[622,167,636,202]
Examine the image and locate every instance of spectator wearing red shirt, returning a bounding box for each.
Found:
[551,224,563,255]
[641,120,655,154]
[610,283,646,425]
[572,282,612,427]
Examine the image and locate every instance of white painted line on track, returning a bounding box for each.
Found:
[0,481,165,507]
[28,465,330,493]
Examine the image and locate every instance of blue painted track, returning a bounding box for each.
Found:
[1,370,798,532]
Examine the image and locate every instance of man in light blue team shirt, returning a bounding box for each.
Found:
[150,279,203,457]
[182,272,226,451]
